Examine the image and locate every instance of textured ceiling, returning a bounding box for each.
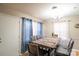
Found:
[0,3,79,20]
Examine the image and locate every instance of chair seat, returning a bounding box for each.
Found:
[56,46,69,55]
[55,39,74,56]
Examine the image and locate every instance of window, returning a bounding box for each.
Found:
[54,22,69,40]
[32,21,38,36]
[37,22,42,36]
[32,21,42,36]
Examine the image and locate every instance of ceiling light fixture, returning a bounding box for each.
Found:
[52,6,57,9]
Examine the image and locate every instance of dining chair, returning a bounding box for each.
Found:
[68,39,74,55]
[54,39,74,56]
[36,35,42,40]
[38,45,51,56]
[31,36,37,41]
[28,43,39,56]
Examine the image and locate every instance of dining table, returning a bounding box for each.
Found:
[32,37,60,55]
[32,37,59,49]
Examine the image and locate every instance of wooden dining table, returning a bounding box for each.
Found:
[31,37,60,56]
[32,37,59,49]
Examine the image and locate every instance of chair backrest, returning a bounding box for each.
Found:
[53,34,58,38]
[28,43,39,56]
[70,41,74,49]
[68,39,74,55]
[59,39,71,49]
[55,39,74,56]
[37,35,42,40]
[31,36,37,41]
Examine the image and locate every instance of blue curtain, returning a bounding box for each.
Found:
[21,17,32,53]
[37,22,42,36]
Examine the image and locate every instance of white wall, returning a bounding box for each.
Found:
[43,20,54,37]
[43,16,79,50]
[68,16,79,49]
[0,11,39,55]
[0,13,20,56]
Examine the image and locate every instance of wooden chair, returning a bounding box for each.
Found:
[28,43,39,56]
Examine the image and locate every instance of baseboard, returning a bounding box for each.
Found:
[72,49,79,51]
